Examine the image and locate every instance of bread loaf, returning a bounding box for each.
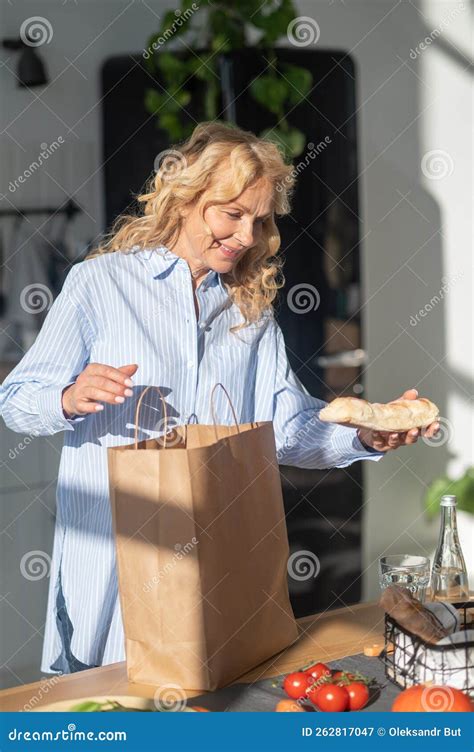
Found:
[319,396,439,432]
[379,585,448,643]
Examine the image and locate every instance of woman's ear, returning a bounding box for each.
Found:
[178,202,194,220]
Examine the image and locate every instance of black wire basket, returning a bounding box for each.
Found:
[379,600,474,697]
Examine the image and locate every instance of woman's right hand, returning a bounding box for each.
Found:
[61,363,139,417]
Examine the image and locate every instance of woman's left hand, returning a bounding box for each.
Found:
[357,389,440,452]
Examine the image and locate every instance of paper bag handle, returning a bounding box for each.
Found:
[134,383,250,449]
[210,383,241,439]
[134,385,169,450]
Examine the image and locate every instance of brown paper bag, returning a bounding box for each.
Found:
[107,384,299,691]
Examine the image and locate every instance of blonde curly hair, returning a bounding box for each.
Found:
[87,122,296,327]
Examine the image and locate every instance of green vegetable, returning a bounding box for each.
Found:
[69,700,105,712]
[69,699,156,712]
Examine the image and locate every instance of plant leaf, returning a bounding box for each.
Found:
[260,126,305,159]
[281,63,313,106]
[144,88,164,114]
[252,0,297,44]
[250,74,287,115]
[424,467,474,518]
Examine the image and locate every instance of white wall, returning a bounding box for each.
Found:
[1,0,472,685]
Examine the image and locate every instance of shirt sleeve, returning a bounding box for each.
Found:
[0,263,94,436]
[271,321,386,469]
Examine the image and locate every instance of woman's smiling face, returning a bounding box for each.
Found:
[171,178,274,283]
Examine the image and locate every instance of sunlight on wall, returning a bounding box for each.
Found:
[419,0,471,59]
[417,1,473,474]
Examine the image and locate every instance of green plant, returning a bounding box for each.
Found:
[143,0,313,158]
[424,467,474,519]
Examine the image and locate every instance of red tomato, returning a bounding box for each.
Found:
[392,685,473,713]
[305,662,331,683]
[283,672,312,700]
[345,682,370,711]
[308,683,349,712]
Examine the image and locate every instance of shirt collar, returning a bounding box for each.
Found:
[135,246,225,292]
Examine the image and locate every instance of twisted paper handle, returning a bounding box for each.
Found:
[133,385,168,450]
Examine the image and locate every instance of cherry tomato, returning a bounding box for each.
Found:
[345,682,370,711]
[283,672,312,700]
[308,683,349,712]
[275,699,306,712]
[305,662,331,683]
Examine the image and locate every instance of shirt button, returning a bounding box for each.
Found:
[187,360,194,369]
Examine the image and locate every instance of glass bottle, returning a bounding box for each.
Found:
[430,494,469,602]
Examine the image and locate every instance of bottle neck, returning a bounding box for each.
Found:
[436,504,462,556]
[440,504,457,532]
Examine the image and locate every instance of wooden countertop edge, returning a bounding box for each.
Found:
[0,662,124,699]
[0,601,386,710]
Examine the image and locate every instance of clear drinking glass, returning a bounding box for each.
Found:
[378,554,431,603]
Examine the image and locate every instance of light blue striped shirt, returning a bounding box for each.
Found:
[0,246,384,674]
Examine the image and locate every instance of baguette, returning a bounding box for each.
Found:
[319,396,439,432]
[379,585,448,643]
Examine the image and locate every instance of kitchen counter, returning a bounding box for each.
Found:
[0,601,385,711]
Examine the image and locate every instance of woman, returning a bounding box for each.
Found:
[0,122,439,676]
